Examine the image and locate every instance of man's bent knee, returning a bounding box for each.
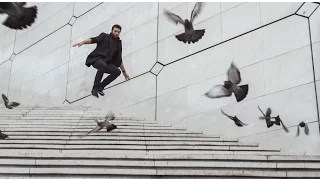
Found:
[114,69,121,77]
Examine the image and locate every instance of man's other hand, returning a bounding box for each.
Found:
[123,72,130,81]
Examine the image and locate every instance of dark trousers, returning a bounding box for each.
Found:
[92,58,121,90]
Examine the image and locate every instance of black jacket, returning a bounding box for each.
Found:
[85,32,123,67]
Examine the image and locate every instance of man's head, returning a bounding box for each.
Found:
[111,24,121,38]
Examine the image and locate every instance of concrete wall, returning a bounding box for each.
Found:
[0,2,320,155]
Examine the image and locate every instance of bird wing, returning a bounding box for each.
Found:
[259,116,273,120]
[190,2,204,23]
[296,125,300,136]
[86,125,102,135]
[0,2,21,18]
[266,108,272,117]
[257,106,266,117]
[280,119,289,133]
[0,3,14,11]
[305,124,309,135]
[1,94,9,104]
[220,109,233,119]
[164,9,185,25]
[227,62,241,84]
[9,102,20,107]
[204,85,232,99]
[191,29,205,43]
[234,116,247,127]
[13,2,26,7]
[104,112,115,123]
[0,5,5,14]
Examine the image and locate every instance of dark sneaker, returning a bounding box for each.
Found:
[98,90,105,96]
[91,88,99,98]
[107,124,117,132]
[97,87,105,96]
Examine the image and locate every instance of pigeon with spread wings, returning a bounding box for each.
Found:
[84,112,117,136]
[204,62,249,102]
[164,2,205,44]
[2,94,20,109]
[0,2,37,30]
[258,106,274,128]
[221,109,247,127]
[258,106,289,133]
[297,121,309,136]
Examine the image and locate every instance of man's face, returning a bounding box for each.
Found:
[111,27,121,38]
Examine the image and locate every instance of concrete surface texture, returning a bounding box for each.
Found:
[1,104,320,178]
[0,2,320,155]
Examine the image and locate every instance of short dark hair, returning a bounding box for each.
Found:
[111,24,122,31]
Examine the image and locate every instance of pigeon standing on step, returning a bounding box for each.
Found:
[84,112,117,136]
[204,62,249,102]
[164,2,205,44]
[0,130,9,139]
[0,2,37,30]
[1,94,20,109]
[297,121,309,136]
[221,109,247,127]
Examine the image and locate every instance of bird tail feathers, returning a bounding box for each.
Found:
[234,84,249,102]
[191,29,205,43]
[175,33,188,43]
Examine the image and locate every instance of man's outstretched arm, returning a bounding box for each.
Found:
[72,33,105,47]
[72,38,92,47]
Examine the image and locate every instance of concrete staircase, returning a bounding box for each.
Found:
[0,105,320,178]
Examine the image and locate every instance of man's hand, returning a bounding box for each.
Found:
[123,71,130,81]
[72,42,84,48]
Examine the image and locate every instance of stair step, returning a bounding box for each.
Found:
[3,103,313,178]
[0,117,23,120]
[0,123,173,128]
[0,122,172,127]
[0,120,159,124]
[2,158,320,169]
[5,132,219,138]
[3,167,311,178]
[0,151,302,160]
[0,144,279,152]
[19,117,152,121]
[1,128,190,134]
[25,112,105,118]
[0,125,182,130]
[0,149,281,156]
[0,140,257,146]
[7,136,230,142]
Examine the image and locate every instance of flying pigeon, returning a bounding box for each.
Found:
[258,106,289,133]
[164,2,205,44]
[85,112,117,136]
[0,2,37,30]
[273,115,289,133]
[297,121,309,136]
[221,109,247,127]
[2,94,20,109]
[0,130,9,139]
[257,106,274,128]
[205,62,249,102]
